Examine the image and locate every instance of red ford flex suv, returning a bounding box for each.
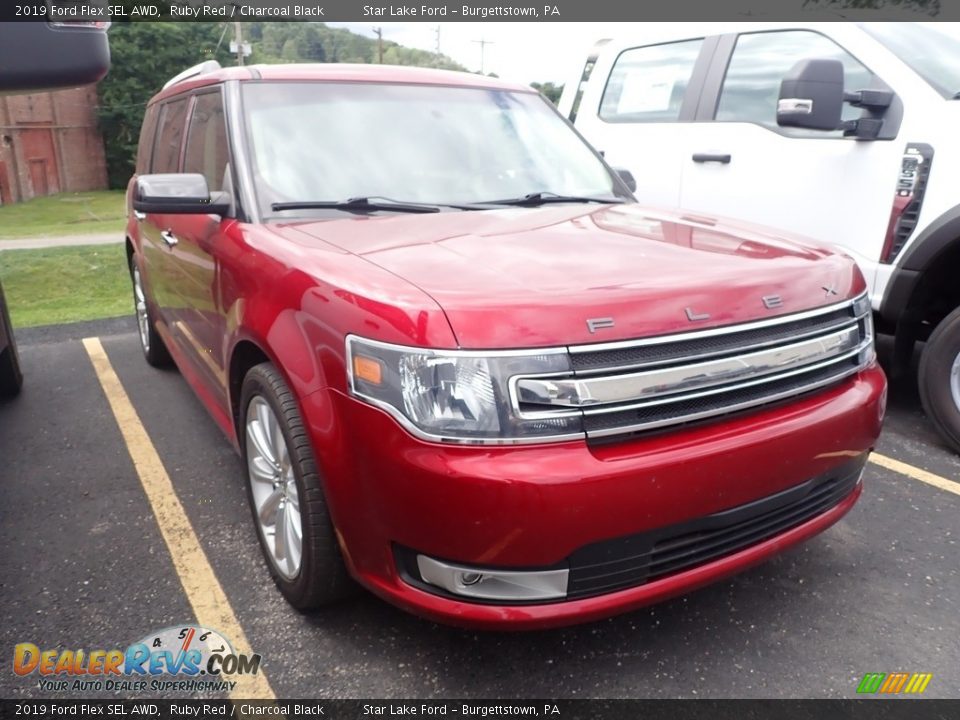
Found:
[126,63,886,630]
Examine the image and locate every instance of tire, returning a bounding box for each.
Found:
[129,254,171,367]
[918,305,960,454]
[0,287,23,398]
[240,362,354,609]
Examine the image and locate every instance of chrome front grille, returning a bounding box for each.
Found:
[511,294,874,441]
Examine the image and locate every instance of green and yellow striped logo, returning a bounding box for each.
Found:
[857,672,932,694]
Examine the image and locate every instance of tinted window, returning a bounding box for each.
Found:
[716,30,876,136]
[600,39,703,123]
[183,91,229,192]
[135,105,159,175]
[151,97,189,173]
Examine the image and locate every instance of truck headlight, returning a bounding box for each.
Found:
[346,336,581,444]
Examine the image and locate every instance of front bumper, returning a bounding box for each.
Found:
[304,363,886,630]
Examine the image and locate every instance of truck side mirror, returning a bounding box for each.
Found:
[777,59,845,132]
[615,168,637,193]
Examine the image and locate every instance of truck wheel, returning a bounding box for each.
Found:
[0,288,23,398]
[129,255,171,367]
[918,305,960,453]
[240,362,354,609]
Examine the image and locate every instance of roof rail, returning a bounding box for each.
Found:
[163,60,222,90]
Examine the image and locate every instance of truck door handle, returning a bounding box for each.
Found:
[133,210,146,221]
[160,230,179,248]
[692,153,732,164]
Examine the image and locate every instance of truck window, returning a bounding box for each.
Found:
[183,91,229,192]
[151,98,190,174]
[715,30,875,136]
[599,39,703,123]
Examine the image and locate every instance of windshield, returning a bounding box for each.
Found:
[862,23,960,99]
[241,81,624,216]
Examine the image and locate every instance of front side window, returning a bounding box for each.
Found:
[716,30,876,137]
[241,82,624,216]
[599,39,703,123]
[183,91,229,192]
[151,97,189,173]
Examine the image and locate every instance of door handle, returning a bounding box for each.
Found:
[160,230,179,248]
[133,210,146,221]
[692,153,732,164]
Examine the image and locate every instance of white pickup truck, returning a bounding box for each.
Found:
[560,22,960,451]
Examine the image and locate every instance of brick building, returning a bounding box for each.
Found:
[0,86,107,206]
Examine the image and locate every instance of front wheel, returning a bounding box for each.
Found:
[918,305,960,454]
[129,255,171,368]
[240,363,354,609]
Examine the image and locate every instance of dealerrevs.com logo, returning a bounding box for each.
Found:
[13,625,262,693]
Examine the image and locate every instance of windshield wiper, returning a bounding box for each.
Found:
[953,91,960,99]
[272,196,441,214]
[478,192,626,207]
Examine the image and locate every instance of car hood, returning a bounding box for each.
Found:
[275,204,864,348]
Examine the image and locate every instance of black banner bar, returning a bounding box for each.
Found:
[1,700,959,720]
[0,0,952,23]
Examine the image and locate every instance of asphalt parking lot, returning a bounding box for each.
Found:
[1,319,958,700]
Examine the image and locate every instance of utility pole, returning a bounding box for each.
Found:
[234,22,244,66]
[434,25,441,56]
[374,27,383,64]
[472,38,494,75]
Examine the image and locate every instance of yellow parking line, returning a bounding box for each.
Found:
[870,452,960,498]
[82,337,275,701]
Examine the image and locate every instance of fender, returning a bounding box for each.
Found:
[880,203,960,326]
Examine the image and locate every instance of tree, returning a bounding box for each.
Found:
[97,22,233,188]
[531,82,564,105]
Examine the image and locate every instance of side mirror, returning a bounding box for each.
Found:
[777,59,845,132]
[133,174,231,216]
[615,168,637,193]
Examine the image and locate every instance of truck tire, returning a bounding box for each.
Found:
[240,362,355,609]
[918,305,960,454]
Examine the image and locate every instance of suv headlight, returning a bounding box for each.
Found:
[346,336,581,444]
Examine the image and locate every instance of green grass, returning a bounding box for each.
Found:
[0,245,131,328]
[0,191,126,239]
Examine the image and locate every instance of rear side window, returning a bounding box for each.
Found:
[183,91,229,192]
[151,97,189,173]
[135,105,159,175]
[716,30,876,136]
[600,39,703,123]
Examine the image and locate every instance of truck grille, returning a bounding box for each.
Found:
[566,454,866,600]
[512,294,873,441]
